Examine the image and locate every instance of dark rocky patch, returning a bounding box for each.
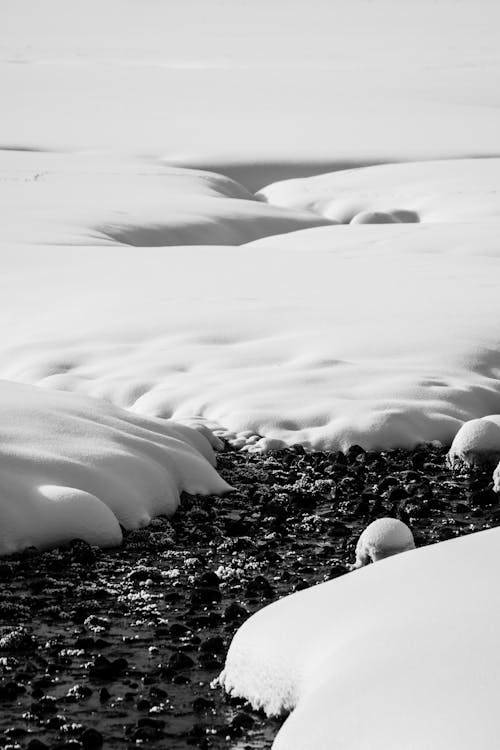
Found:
[0,443,498,748]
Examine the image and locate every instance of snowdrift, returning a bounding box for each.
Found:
[2,216,500,452]
[0,152,329,247]
[447,415,500,468]
[0,380,230,555]
[220,528,500,749]
[258,158,500,224]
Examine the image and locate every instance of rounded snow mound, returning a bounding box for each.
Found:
[447,415,500,468]
[350,517,415,569]
[0,152,330,247]
[220,528,500,749]
[0,380,231,555]
[258,158,500,225]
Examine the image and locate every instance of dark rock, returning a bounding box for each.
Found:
[231,711,255,730]
[199,636,225,654]
[169,652,195,671]
[245,575,274,598]
[191,587,222,607]
[195,571,221,588]
[27,741,49,750]
[99,687,111,702]
[80,730,103,750]
[193,696,215,713]
[346,445,365,462]
[224,602,248,622]
[169,623,190,639]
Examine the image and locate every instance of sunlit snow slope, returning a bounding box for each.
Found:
[220,527,500,749]
[0,380,230,555]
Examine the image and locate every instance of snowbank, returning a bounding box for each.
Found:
[0,380,230,555]
[258,158,500,224]
[220,528,500,749]
[2,216,500,452]
[0,152,329,247]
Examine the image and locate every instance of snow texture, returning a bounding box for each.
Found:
[220,527,500,749]
[0,380,231,555]
[350,517,415,569]
[2,0,500,555]
[1,221,500,453]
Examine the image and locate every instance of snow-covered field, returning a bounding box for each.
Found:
[3,0,500,745]
[2,0,500,457]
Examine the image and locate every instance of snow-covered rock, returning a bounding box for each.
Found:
[220,527,500,749]
[0,380,231,555]
[350,517,415,569]
[447,415,500,468]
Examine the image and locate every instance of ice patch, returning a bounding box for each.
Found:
[220,528,500,749]
[0,380,231,555]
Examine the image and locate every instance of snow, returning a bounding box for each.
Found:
[3,0,500,165]
[447,415,500,468]
[1,0,500,551]
[350,517,415,569]
[1,220,500,452]
[0,152,329,247]
[220,527,500,748]
[0,380,231,555]
[257,158,500,224]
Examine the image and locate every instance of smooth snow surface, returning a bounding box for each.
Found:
[3,0,500,164]
[0,380,230,555]
[351,517,415,569]
[220,528,500,748]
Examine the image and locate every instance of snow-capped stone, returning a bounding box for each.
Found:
[350,517,415,569]
[447,416,500,468]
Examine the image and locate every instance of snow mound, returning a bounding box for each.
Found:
[0,151,329,247]
[350,517,415,569]
[220,527,500,749]
[258,158,500,225]
[2,217,500,453]
[0,380,231,555]
[447,415,500,468]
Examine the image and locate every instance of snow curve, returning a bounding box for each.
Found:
[0,380,231,555]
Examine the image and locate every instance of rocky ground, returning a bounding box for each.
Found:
[0,443,498,750]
